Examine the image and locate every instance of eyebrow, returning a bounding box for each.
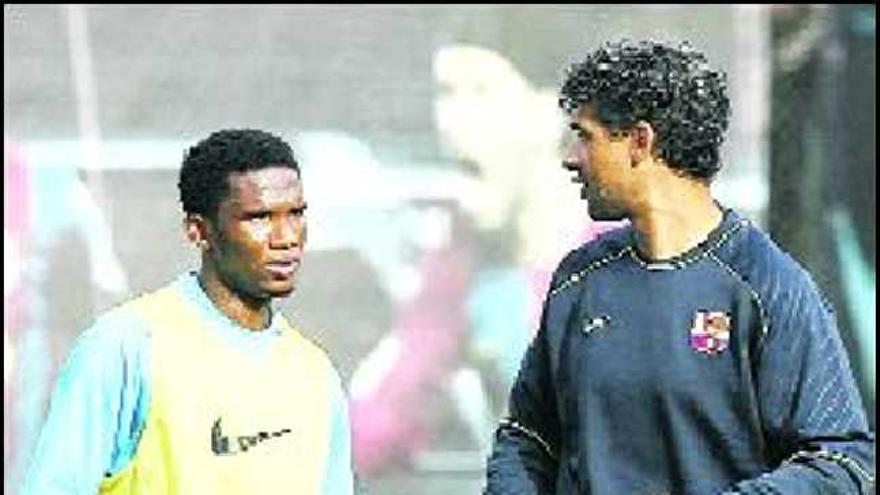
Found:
[569,122,591,135]
[239,201,308,214]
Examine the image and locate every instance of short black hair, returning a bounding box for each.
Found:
[178,129,299,219]
[559,40,730,180]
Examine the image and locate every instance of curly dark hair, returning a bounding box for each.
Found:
[178,129,299,219]
[559,40,730,180]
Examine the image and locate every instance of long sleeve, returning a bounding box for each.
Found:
[20,314,149,495]
[485,305,561,495]
[725,273,875,494]
[322,370,355,495]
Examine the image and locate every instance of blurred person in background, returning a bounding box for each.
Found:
[348,44,626,475]
[4,139,130,493]
[486,40,874,494]
[21,129,354,494]
[432,44,626,453]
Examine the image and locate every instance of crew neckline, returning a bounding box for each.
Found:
[178,271,284,338]
[627,206,746,270]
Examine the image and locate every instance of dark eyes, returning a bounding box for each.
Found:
[245,206,307,221]
[566,130,591,146]
[568,123,591,143]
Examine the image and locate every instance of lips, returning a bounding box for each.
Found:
[569,173,589,199]
[265,259,300,278]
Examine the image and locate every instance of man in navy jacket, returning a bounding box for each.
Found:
[485,40,874,494]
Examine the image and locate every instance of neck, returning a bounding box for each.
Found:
[198,263,271,331]
[630,178,723,261]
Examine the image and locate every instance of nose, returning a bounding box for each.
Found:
[562,137,584,172]
[270,215,306,250]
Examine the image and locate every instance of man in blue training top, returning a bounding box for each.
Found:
[485,40,875,494]
[22,129,355,494]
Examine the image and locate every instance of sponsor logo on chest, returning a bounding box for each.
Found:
[211,417,294,456]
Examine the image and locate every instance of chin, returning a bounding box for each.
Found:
[270,287,295,299]
[262,281,296,299]
[588,206,627,222]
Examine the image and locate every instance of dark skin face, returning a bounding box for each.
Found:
[187,166,307,330]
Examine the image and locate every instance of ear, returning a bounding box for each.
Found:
[184,214,210,250]
[630,120,656,165]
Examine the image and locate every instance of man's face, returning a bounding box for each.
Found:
[432,45,530,164]
[206,166,307,302]
[562,106,633,221]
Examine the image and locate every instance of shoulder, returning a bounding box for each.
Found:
[50,290,154,407]
[116,280,187,317]
[72,292,157,358]
[550,223,634,290]
[277,319,342,379]
[71,279,188,359]
[712,217,833,322]
[279,323,349,411]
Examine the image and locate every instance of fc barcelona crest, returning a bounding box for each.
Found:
[689,310,730,355]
